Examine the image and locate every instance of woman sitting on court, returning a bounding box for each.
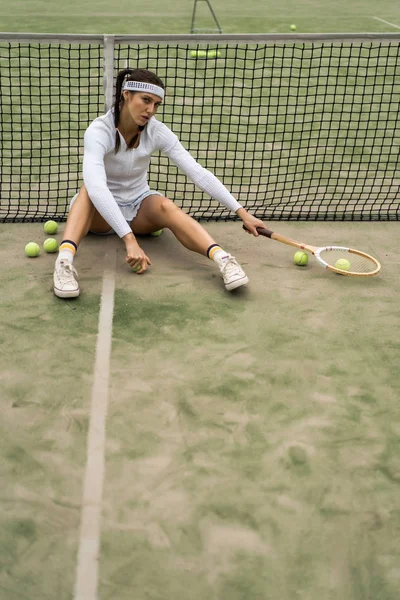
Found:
[53,68,265,298]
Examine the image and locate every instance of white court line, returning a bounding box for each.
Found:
[373,17,400,30]
[74,239,116,600]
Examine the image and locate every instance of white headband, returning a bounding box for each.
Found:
[123,80,165,100]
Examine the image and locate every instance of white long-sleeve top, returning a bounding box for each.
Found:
[82,110,242,238]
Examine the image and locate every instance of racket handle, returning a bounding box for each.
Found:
[247,225,314,253]
[243,225,274,238]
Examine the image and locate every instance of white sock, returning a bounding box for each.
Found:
[208,245,231,267]
[56,241,77,264]
[57,249,74,263]
[213,250,231,267]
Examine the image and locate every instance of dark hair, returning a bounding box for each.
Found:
[113,68,165,152]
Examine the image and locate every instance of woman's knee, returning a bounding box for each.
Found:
[147,195,176,215]
[130,195,181,234]
[157,196,180,220]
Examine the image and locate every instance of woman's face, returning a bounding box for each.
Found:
[123,90,162,127]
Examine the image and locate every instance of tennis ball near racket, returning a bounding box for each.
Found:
[43,238,59,253]
[25,242,40,257]
[43,220,58,234]
[294,251,308,266]
[335,258,351,271]
[290,24,297,31]
[150,229,163,237]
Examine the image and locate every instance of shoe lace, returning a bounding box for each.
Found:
[59,260,78,282]
[220,256,241,277]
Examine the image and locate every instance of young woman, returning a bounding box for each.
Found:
[53,68,265,298]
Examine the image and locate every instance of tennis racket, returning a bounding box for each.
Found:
[246,226,381,277]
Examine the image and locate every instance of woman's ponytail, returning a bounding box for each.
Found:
[114,69,135,153]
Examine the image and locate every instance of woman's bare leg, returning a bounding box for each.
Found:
[130,195,248,290]
[54,185,113,299]
[62,184,112,246]
[131,195,216,255]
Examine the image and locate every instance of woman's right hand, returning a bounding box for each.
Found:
[125,240,152,273]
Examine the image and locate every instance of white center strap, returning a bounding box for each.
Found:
[123,80,165,100]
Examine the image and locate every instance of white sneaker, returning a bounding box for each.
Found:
[219,255,249,291]
[53,260,80,298]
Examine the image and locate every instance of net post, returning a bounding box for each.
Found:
[190,0,223,33]
[103,34,115,112]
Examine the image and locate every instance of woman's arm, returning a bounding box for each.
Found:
[157,126,265,234]
[83,129,133,239]
[165,139,243,213]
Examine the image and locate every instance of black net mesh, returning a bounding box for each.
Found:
[0,41,103,222]
[1,37,399,222]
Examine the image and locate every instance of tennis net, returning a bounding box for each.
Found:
[1,33,399,222]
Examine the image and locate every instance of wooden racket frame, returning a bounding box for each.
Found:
[253,227,381,277]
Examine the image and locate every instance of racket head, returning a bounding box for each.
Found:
[314,246,381,276]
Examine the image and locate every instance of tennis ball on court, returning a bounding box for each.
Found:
[25,242,40,257]
[294,251,308,266]
[43,238,59,253]
[290,24,297,31]
[43,220,58,234]
[132,264,142,272]
[335,258,351,271]
[150,229,163,237]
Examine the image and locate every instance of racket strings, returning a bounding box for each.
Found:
[318,249,378,274]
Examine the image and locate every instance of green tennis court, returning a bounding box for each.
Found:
[1,221,400,599]
[1,0,400,598]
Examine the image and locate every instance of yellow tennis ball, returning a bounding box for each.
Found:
[150,229,163,237]
[335,258,351,271]
[290,24,297,31]
[294,251,308,266]
[25,242,40,257]
[132,264,141,272]
[206,50,221,58]
[43,238,59,253]
[190,50,207,58]
[43,220,58,234]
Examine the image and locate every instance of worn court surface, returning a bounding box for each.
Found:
[1,221,400,599]
[2,2,400,598]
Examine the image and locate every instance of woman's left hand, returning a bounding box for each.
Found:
[237,208,266,236]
